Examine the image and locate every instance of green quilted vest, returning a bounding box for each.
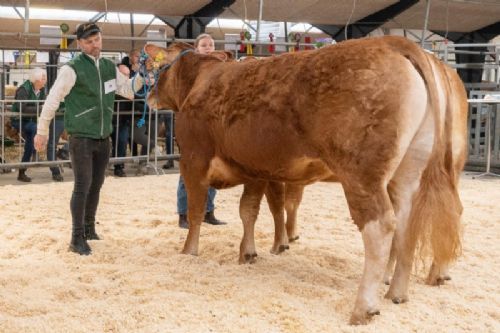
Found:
[65,53,116,138]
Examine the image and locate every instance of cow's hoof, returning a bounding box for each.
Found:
[443,275,452,281]
[279,244,289,252]
[181,248,198,256]
[288,235,299,242]
[270,244,288,255]
[239,253,257,264]
[383,274,392,285]
[391,297,408,304]
[384,291,408,304]
[349,309,379,325]
[426,276,447,286]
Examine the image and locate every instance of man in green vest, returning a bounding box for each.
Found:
[11,67,46,182]
[34,23,142,255]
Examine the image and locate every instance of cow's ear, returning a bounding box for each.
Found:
[144,43,167,61]
[211,50,234,62]
[223,51,234,60]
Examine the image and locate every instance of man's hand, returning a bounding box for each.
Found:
[34,134,48,152]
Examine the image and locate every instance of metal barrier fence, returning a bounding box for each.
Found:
[467,94,500,176]
[3,95,500,176]
[0,98,177,174]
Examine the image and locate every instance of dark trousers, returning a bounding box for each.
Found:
[161,113,174,155]
[111,120,130,171]
[11,120,37,164]
[69,137,110,236]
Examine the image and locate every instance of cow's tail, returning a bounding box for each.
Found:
[385,37,463,279]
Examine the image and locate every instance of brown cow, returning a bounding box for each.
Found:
[145,36,466,324]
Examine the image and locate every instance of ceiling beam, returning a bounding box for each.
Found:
[336,0,419,41]
[224,6,257,32]
[433,21,500,43]
[313,0,419,41]
[12,6,24,20]
[172,0,236,39]
[311,24,341,38]
[138,16,157,37]
[155,15,181,30]
[192,0,236,26]
[89,12,107,23]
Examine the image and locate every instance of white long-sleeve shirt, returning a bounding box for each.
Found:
[37,55,143,136]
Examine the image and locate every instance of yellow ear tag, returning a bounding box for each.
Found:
[154,53,164,62]
[153,53,164,69]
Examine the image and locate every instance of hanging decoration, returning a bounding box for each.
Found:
[239,31,246,53]
[293,33,301,52]
[288,32,301,52]
[304,36,313,50]
[24,51,31,66]
[60,23,69,49]
[287,32,295,52]
[268,32,275,54]
[244,30,253,56]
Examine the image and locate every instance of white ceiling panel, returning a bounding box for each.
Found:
[0,0,498,34]
[384,0,500,32]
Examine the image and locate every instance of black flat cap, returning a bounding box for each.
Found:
[76,23,101,39]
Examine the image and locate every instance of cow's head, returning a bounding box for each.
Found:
[143,43,194,110]
[143,42,194,72]
[143,43,234,110]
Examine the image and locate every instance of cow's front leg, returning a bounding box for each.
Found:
[284,184,305,242]
[350,211,395,325]
[239,181,266,264]
[383,237,397,285]
[265,181,289,254]
[181,174,210,256]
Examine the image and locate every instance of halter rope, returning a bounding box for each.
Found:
[132,48,194,127]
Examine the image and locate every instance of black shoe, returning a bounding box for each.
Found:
[17,172,32,182]
[52,174,64,182]
[204,211,227,225]
[163,160,174,169]
[178,214,189,229]
[114,168,126,177]
[69,235,92,255]
[84,223,100,240]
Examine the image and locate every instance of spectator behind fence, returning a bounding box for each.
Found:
[122,49,157,173]
[11,67,47,182]
[46,102,68,182]
[34,23,143,256]
[111,64,132,177]
[177,33,225,229]
[161,111,174,170]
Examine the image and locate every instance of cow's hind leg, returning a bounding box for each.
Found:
[344,186,396,325]
[427,261,451,285]
[239,181,267,264]
[265,181,289,254]
[385,109,436,303]
[284,183,305,242]
[384,176,426,303]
